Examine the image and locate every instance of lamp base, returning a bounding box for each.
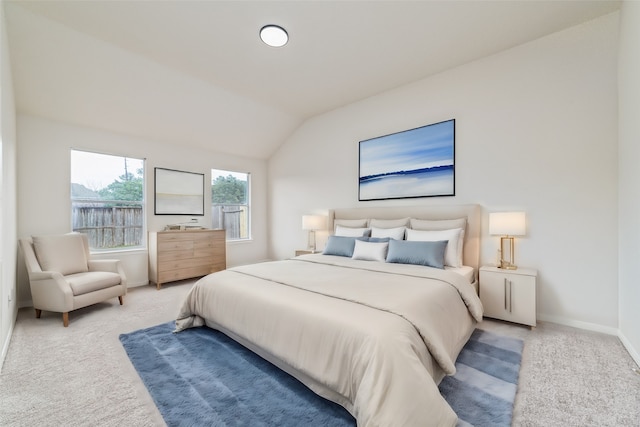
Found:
[498,236,518,270]
[498,260,518,270]
[307,230,317,253]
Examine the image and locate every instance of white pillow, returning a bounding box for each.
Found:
[352,239,389,262]
[335,225,370,237]
[405,228,464,267]
[370,226,406,240]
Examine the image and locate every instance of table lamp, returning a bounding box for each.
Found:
[302,215,326,253]
[489,212,526,270]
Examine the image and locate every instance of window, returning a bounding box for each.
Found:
[211,169,250,241]
[71,150,145,251]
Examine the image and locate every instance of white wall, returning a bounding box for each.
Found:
[16,115,270,306]
[618,1,640,365]
[1,3,18,370]
[5,3,299,161]
[269,13,620,331]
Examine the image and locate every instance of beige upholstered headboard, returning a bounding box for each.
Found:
[328,204,481,280]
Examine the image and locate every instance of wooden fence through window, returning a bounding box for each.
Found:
[212,204,247,240]
[72,205,143,249]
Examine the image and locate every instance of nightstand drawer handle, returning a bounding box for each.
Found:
[504,278,508,311]
[504,278,513,312]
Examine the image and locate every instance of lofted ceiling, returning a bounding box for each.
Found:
[4,0,621,159]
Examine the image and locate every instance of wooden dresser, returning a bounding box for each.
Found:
[148,229,226,289]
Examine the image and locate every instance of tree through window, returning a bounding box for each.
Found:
[211,169,250,241]
[71,150,145,250]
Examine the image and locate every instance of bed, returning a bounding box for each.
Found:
[175,204,483,427]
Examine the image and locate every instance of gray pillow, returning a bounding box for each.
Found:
[323,236,365,257]
[386,239,448,269]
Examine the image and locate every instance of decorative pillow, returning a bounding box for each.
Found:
[32,233,89,276]
[367,237,391,243]
[323,236,362,257]
[409,217,466,231]
[335,225,371,237]
[369,217,410,228]
[352,240,389,262]
[386,239,447,269]
[370,226,406,240]
[409,218,466,264]
[334,218,368,231]
[405,228,464,267]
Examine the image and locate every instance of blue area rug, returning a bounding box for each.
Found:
[439,329,524,427]
[120,323,523,427]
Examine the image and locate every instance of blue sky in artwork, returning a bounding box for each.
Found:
[360,120,454,177]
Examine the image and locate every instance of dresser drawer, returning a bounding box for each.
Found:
[149,229,226,289]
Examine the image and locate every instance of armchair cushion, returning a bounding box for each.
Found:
[66,271,123,296]
[32,234,89,276]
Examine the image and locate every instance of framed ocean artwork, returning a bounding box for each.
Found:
[358,119,455,201]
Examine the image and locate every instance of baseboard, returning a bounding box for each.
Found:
[127,280,151,288]
[537,313,619,336]
[0,316,15,373]
[618,331,640,368]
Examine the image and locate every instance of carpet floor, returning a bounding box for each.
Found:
[120,322,523,426]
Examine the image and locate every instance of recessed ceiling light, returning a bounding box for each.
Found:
[260,25,288,47]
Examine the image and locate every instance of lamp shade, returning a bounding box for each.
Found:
[302,215,326,231]
[489,212,526,236]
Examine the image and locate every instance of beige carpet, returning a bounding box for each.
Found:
[1,281,639,426]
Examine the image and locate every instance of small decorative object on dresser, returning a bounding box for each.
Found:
[479,265,537,328]
[149,229,226,289]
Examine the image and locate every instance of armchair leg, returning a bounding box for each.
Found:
[35,309,41,318]
[118,295,123,305]
[62,312,69,327]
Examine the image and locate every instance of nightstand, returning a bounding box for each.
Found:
[295,249,314,256]
[479,266,537,328]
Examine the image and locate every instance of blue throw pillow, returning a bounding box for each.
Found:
[386,239,448,269]
[366,237,391,243]
[323,236,365,257]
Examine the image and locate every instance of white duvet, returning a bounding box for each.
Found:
[175,254,483,427]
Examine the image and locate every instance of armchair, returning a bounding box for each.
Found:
[19,232,127,327]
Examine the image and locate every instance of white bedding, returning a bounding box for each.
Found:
[175,254,483,427]
[445,265,475,283]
